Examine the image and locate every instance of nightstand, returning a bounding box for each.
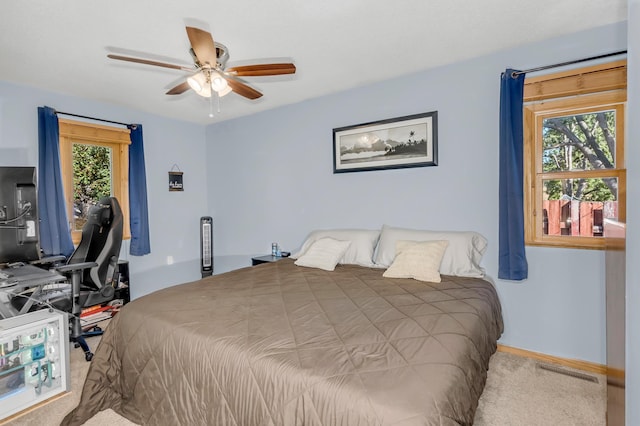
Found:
[251,255,285,266]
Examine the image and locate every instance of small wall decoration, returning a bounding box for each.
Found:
[168,164,184,191]
[333,111,438,173]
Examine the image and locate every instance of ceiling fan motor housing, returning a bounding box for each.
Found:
[214,43,229,69]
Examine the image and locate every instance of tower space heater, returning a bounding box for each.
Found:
[200,217,213,278]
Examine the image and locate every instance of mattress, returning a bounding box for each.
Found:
[62,259,503,425]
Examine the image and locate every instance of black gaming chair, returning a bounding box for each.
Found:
[57,196,124,360]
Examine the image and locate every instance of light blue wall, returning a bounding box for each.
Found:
[0,81,208,298]
[626,0,638,423]
[205,22,627,365]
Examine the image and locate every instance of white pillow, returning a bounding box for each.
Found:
[374,225,487,277]
[292,229,380,267]
[383,240,449,283]
[294,238,352,271]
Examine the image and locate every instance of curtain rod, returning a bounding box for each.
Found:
[55,110,136,129]
[511,50,627,77]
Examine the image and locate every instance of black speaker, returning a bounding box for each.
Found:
[200,216,213,277]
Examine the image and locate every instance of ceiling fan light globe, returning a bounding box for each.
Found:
[201,85,212,97]
[211,75,228,92]
[217,85,233,97]
[187,76,202,92]
[187,72,211,97]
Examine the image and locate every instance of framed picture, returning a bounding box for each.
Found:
[333,111,438,173]
[168,171,184,191]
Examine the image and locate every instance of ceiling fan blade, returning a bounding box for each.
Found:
[107,54,192,71]
[226,63,296,77]
[185,26,218,67]
[224,74,263,99]
[166,81,190,95]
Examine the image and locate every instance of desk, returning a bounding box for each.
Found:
[0,264,66,319]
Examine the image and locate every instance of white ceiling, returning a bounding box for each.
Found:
[0,1,627,125]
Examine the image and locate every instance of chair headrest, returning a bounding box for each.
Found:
[87,202,112,227]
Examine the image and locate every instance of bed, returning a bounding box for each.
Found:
[62,226,503,426]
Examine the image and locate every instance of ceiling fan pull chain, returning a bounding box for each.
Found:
[217,93,221,114]
[208,94,215,118]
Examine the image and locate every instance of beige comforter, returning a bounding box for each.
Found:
[62,259,503,426]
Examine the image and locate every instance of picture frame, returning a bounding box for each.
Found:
[333,111,438,173]
[168,171,184,191]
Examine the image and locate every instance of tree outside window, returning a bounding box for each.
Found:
[71,144,113,231]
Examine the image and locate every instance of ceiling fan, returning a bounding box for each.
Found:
[107,26,296,101]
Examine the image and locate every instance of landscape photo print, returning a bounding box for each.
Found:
[333,111,438,173]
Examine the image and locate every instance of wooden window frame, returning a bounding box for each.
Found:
[523,60,626,250]
[58,119,131,245]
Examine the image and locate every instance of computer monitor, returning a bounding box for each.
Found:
[0,166,40,265]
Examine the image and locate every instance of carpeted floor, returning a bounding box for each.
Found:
[5,336,606,426]
[474,352,606,425]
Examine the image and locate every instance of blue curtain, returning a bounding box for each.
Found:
[37,106,74,257]
[128,124,151,255]
[498,70,528,280]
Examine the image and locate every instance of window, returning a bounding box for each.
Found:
[58,119,131,244]
[523,60,626,249]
